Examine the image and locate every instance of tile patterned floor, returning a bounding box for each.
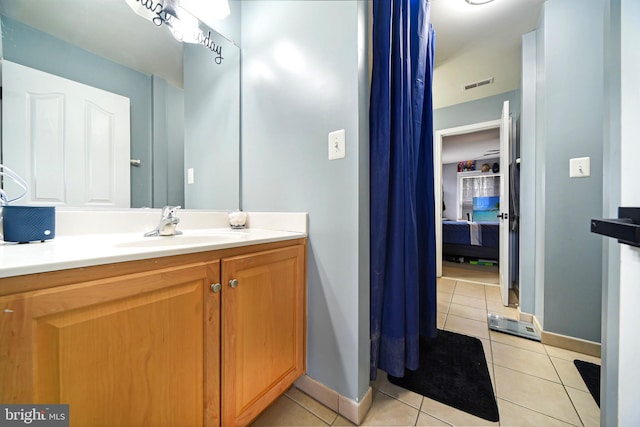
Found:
[251,267,600,426]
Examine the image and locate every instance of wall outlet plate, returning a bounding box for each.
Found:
[328,129,346,160]
[569,157,590,178]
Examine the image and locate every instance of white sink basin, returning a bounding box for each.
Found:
[114,230,248,248]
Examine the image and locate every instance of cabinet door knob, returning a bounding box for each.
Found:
[210,283,222,293]
[229,278,239,288]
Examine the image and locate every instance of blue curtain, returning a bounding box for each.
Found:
[370,0,437,380]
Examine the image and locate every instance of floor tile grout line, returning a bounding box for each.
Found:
[495,396,584,427]
[493,364,575,388]
[373,384,453,427]
[412,405,420,427]
[484,291,500,411]
[374,385,424,411]
[488,341,548,358]
[547,353,590,427]
[565,384,599,427]
[564,386,589,427]
[565,383,591,394]
[443,277,498,287]
[416,406,454,427]
[452,293,487,302]
[282,394,333,426]
[490,361,563,385]
[448,299,488,311]
[548,354,573,389]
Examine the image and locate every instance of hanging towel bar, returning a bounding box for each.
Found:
[591,207,640,248]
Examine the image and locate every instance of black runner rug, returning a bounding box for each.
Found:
[388,330,499,422]
[574,359,601,407]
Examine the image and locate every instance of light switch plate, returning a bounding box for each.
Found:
[187,168,195,184]
[328,129,346,160]
[569,157,590,178]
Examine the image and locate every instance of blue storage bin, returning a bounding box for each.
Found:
[2,206,56,243]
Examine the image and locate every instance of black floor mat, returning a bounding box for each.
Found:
[388,330,499,422]
[574,359,601,407]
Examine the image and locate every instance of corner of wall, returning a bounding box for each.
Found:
[357,0,372,403]
[523,312,601,358]
[295,375,373,425]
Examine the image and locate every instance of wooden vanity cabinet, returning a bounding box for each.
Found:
[0,239,306,427]
[221,245,306,426]
[0,260,220,427]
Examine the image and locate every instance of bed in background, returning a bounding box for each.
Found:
[442,221,499,261]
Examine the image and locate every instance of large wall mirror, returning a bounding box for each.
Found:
[0,0,240,210]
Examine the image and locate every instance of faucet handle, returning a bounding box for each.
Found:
[162,205,181,218]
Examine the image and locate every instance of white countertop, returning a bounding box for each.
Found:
[0,210,308,278]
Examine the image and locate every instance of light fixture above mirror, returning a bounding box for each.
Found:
[181,0,230,21]
[465,0,495,5]
[124,0,230,43]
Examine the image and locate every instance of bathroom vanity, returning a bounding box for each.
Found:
[0,210,307,427]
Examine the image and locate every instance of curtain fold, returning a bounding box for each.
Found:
[370,0,437,380]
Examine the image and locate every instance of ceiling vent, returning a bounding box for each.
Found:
[464,77,494,91]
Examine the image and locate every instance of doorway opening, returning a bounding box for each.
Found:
[434,101,516,307]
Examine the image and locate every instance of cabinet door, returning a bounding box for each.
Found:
[222,245,306,426]
[0,261,220,427]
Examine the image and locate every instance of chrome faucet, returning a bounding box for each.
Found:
[144,205,182,237]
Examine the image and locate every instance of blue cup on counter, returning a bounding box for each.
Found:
[1,206,56,243]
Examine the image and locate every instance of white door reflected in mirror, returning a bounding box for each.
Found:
[2,60,130,208]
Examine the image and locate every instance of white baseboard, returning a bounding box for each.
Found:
[294,375,372,425]
[519,311,601,358]
[541,330,601,358]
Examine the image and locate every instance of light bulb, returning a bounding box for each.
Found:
[465,0,495,5]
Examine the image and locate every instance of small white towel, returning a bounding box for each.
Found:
[469,222,482,246]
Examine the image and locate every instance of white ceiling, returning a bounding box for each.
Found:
[0,1,232,88]
[0,0,185,87]
[431,0,544,163]
[430,0,545,109]
[0,0,544,102]
[0,0,538,167]
[442,128,500,164]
